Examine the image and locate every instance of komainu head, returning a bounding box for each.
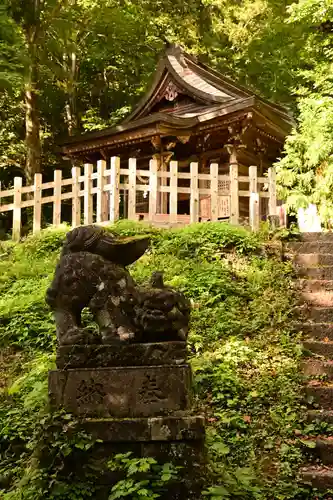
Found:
[61,225,150,266]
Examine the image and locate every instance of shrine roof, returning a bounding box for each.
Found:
[62,45,294,156]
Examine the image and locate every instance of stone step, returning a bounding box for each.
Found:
[303,341,333,358]
[303,439,333,465]
[300,233,333,242]
[300,291,333,307]
[300,465,333,489]
[307,410,333,423]
[297,323,333,340]
[298,280,333,292]
[302,358,333,377]
[288,242,333,254]
[301,308,333,323]
[305,383,333,410]
[295,254,333,267]
[296,267,333,280]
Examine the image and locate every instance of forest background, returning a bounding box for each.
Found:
[0,0,333,220]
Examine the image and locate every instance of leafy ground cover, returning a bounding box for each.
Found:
[0,221,319,499]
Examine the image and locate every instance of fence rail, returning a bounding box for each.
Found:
[0,157,278,240]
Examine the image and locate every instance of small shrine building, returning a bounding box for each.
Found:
[61,45,293,220]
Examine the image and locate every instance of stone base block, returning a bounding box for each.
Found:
[81,415,205,442]
[96,440,206,499]
[49,365,191,417]
[56,341,187,369]
[58,430,206,499]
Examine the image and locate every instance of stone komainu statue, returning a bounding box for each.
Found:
[46,225,190,346]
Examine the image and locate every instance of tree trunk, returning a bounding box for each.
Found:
[24,26,41,185]
[65,52,78,137]
[25,79,41,184]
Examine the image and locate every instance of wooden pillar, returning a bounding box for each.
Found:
[33,173,42,234]
[72,166,81,228]
[190,162,199,223]
[109,156,120,223]
[96,160,108,223]
[128,158,137,220]
[169,161,178,223]
[249,165,260,231]
[84,163,93,225]
[149,159,158,220]
[13,176,22,241]
[210,163,218,221]
[153,153,168,215]
[268,167,277,216]
[229,146,239,225]
[53,170,62,226]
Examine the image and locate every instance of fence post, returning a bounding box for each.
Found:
[229,163,239,225]
[109,156,120,223]
[84,163,93,225]
[33,173,42,234]
[149,159,158,220]
[169,161,178,223]
[190,162,199,223]
[249,165,260,231]
[210,163,219,221]
[268,167,277,216]
[53,170,62,226]
[128,158,137,220]
[96,160,107,223]
[13,176,22,241]
[72,166,81,228]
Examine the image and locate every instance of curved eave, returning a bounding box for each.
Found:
[62,97,293,157]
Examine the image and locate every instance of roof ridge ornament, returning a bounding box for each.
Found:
[168,43,188,68]
[164,81,180,101]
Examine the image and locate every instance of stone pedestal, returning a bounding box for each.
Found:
[49,342,205,499]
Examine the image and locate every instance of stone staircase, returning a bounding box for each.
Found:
[291,232,333,490]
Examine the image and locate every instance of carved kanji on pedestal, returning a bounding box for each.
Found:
[47,225,205,499]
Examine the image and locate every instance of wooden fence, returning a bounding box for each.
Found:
[0,157,277,241]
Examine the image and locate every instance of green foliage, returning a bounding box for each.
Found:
[108,453,179,500]
[275,0,333,224]
[0,226,67,350]
[0,0,323,182]
[0,222,311,498]
[276,96,333,223]
[0,353,100,500]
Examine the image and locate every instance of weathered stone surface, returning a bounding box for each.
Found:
[49,365,192,417]
[306,409,333,423]
[65,438,206,499]
[300,466,333,490]
[300,233,333,242]
[302,307,333,323]
[297,279,333,292]
[302,359,333,378]
[296,266,333,280]
[56,342,187,369]
[294,322,333,340]
[81,415,205,442]
[299,291,333,307]
[312,439,333,465]
[303,340,333,358]
[290,232,333,493]
[295,253,333,267]
[46,225,190,346]
[287,241,333,254]
[305,384,333,410]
